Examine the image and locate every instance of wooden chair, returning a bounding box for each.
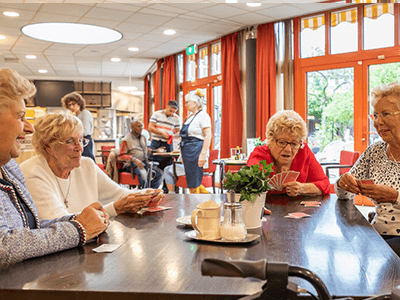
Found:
[173,149,219,193]
[324,150,360,193]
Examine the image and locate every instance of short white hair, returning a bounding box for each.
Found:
[185,89,204,109]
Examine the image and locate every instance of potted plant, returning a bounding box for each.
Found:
[223,160,273,229]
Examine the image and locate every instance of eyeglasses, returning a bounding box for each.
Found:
[59,137,89,148]
[369,111,400,121]
[275,139,302,150]
[67,102,77,107]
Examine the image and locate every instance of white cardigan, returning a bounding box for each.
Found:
[20,155,135,219]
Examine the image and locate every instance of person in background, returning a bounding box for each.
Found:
[119,119,163,190]
[247,110,330,197]
[61,92,95,161]
[180,90,212,194]
[336,82,400,256]
[0,68,108,268]
[148,100,181,193]
[20,113,164,220]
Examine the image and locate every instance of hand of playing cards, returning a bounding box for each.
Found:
[269,171,300,191]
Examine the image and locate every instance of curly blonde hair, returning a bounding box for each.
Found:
[185,89,204,109]
[32,113,83,158]
[266,110,308,146]
[370,82,400,109]
[0,69,36,109]
[61,92,86,111]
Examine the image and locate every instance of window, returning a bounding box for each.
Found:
[211,42,221,75]
[177,54,183,84]
[330,8,358,54]
[300,14,325,58]
[186,54,196,82]
[363,4,394,50]
[198,47,208,79]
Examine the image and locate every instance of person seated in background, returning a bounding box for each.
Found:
[0,68,108,268]
[20,113,164,220]
[247,110,330,197]
[118,119,163,190]
[336,82,400,256]
[61,92,95,161]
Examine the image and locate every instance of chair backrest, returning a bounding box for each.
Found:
[339,150,360,175]
[101,145,115,165]
[203,149,219,173]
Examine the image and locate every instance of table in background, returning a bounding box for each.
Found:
[212,158,248,193]
[1,194,399,300]
[151,151,181,160]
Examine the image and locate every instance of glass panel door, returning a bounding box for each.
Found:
[307,67,355,176]
[212,85,222,153]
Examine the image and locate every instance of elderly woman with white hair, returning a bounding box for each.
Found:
[247,110,330,197]
[336,82,400,256]
[20,113,164,220]
[179,89,212,194]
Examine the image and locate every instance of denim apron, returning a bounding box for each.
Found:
[180,110,203,188]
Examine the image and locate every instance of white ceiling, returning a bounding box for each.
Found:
[0,1,350,92]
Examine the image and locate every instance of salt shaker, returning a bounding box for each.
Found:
[220,191,247,241]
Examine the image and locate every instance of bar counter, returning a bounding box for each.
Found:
[0,194,399,299]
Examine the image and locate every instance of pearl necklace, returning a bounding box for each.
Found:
[54,173,71,208]
[388,146,400,162]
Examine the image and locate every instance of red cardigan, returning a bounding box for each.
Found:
[247,143,330,195]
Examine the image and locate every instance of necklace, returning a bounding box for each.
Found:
[388,146,400,162]
[54,173,71,208]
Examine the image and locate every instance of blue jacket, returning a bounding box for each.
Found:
[0,159,79,268]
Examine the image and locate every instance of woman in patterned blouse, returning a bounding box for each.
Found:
[336,82,400,256]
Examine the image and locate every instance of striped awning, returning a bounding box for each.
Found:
[212,43,221,55]
[199,47,208,60]
[188,54,196,61]
[302,4,394,31]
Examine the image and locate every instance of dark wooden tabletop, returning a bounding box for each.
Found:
[0,194,399,300]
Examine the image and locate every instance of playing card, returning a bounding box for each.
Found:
[93,244,121,253]
[280,171,289,186]
[283,171,300,184]
[300,201,321,207]
[137,206,173,214]
[285,212,311,219]
[360,179,374,185]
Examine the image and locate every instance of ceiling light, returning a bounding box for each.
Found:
[128,47,139,52]
[3,11,19,17]
[21,23,122,45]
[163,29,176,36]
[111,57,121,62]
[38,69,48,73]
[225,0,238,3]
[246,3,261,7]
[0,35,6,40]
[26,55,37,59]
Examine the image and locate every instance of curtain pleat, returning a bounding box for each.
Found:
[256,23,276,140]
[162,55,176,108]
[221,32,243,159]
[154,60,163,111]
[143,74,149,129]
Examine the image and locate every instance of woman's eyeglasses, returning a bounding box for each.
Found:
[67,102,77,108]
[60,138,89,148]
[369,111,400,121]
[275,139,302,150]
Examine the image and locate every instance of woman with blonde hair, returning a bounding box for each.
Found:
[247,110,330,197]
[180,89,212,194]
[0,68,108,268]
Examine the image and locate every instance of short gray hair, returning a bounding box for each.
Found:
[185,89,204,109]
[370,82,400,109]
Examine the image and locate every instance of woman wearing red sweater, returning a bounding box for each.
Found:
[247,110,330,197]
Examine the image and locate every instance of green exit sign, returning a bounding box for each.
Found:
[186,44,198,56]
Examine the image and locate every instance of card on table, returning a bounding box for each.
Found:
[285,212,311,219]
[141,206,173,213]
[300,201,321,207]
[93,244,121,253]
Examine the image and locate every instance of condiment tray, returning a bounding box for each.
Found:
[185,230,260,243]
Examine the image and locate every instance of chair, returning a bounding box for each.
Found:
[173,149,219,193]
[324,150,360,193]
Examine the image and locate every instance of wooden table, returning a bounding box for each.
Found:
[0,194,399,299]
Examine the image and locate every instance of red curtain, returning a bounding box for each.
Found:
[221,32,243,159]
[143,74,149,129]
[154,60,163,111]
[256,23,276,140]
[162,55,176,108]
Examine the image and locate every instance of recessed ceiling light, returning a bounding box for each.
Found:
[119,86,138,92]
[246,3,261,7]
[38,69,48,73]
[0,35,6,40]
[225,0,238,3]
[111,57,121,62]
[3,11,19,17]
[21,23,122,45]
[26,55,37,59]
[128,47,139,52]
[163,29,176,36]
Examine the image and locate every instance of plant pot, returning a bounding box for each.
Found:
[231,192,266,229]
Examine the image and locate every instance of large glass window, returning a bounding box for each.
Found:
[211,42,221,75]
[198,47,208,79]
[186,54,196,82]
[177,54,183,84]
[300,14,325,58]
[364,4,394,50]
[330,8,358,55]
[213,85,222,152]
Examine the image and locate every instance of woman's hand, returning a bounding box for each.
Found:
[338,172,360,194]
[114,193,152,215]
[76,202,109,240]
[283,181,302,197]
[146,189,165,207]
[360,184,398,204]
[198,159,206,167]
